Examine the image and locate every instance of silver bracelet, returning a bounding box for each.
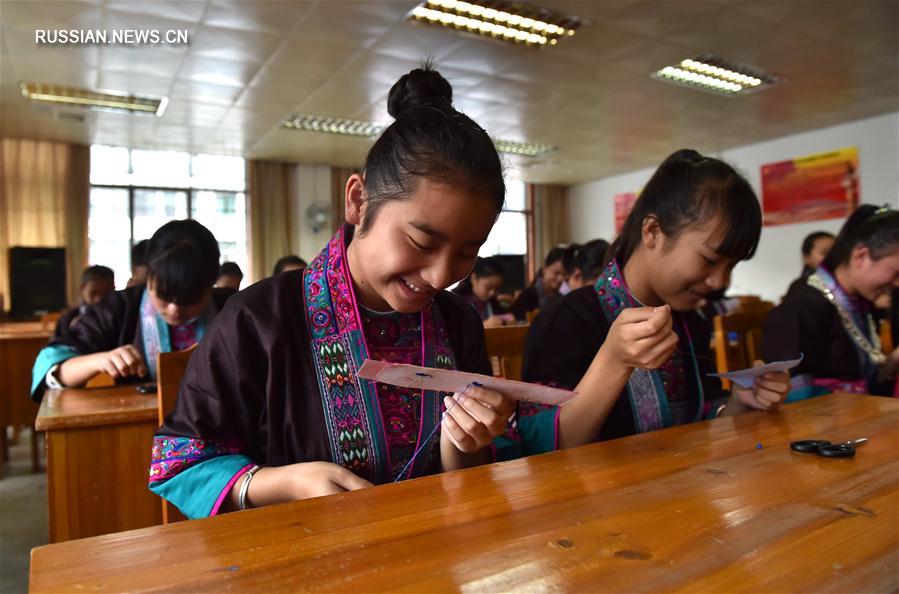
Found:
[238,465,261,511]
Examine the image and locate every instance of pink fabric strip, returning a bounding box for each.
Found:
[210,462,254,516]
[553,406,562,451]
[339,229,393,474]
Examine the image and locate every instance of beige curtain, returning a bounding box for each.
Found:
[247,159,297,283]
[0,139,90,309]
[330,166,359,233]
[531,183,570,265]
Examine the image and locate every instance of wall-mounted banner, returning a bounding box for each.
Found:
[614,192,639,234]
[761,147,859,226]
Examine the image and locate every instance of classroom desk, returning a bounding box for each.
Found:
[0,323,50,470]
[30,393,898,593]
[34,384,162,543]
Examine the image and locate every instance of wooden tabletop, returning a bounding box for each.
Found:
[0,322,51,340]
[34,384,157,432]
[30,393,898,593]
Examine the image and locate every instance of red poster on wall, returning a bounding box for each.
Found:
[614,192,638,233]
[761,147,859,226]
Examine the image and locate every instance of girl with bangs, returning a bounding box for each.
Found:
[31,220,232,401]
[520,150,791,448]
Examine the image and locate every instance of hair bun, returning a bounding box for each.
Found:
[387,67,453,119]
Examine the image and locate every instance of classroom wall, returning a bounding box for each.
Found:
[567,112,899,302]
[290,163,333,263]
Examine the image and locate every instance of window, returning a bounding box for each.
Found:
[479,178,531,256]
[88,146,247,288]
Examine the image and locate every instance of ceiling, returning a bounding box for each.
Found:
[1,0,897,184]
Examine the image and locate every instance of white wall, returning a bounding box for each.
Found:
[567,112,899,301]
[290,163,333,263]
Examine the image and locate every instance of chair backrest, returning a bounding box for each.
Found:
[85,372,115,388]
[879,319,894,355]
[712,309,772,390]
[156,344,198,525]
[157,343,198,426]
[525,309,540,324]
[484,324,529,381]
[733,296,776,314]
[40,311,63,331]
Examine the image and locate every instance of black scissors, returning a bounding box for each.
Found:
[790,438,868,458]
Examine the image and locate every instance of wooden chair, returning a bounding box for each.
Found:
[525,309,540,324]
[85,372,115,388]
[40,311,63,331]
[879,319,894,355]
[731,296,775,314]
[156,344,198,524]
[484,324,529,381]
[712,308,772,390]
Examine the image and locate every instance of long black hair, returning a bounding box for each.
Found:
[360,64,505,234]
[801,231,835,256]
[80,265,114,287]
[573,239,610,282]
[272,255,307,275]
[608,149,761,266]
[146,220,220,305]
[454,256,505,295]
[823,205,899,271]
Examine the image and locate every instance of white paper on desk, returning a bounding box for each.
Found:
[707,354,803,389]
[356,360,576,406]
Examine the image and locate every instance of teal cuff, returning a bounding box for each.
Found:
[31,344,80,400]
[493,407,560,462]
[149,454,253,519]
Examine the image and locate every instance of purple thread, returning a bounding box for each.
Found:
[393,383,472,483]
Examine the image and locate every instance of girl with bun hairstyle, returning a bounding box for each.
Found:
[763,205,899,396]
[150,66,524,517]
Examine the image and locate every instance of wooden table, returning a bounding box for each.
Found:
[30,393,898,593]
[34,384,162,543]
[0,323,51,470]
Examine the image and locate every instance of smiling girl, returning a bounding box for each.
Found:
[149,67,519,518]
[763,205,899,396]
[520,150,791,447]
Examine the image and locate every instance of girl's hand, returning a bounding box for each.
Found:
[284,461,373,499]
[231,462,372,511]
[731,360,791,412]
[601,305,678,371]
[483,315,505,328]
[94,345,148,378]
[440,385,515,453]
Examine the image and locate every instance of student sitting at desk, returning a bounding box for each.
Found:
[453,256,514,327]
[53,265,116,337]
[31,220,231,401]
[149,67,521,519]
[763,205,899,396]
[518,150,791,449]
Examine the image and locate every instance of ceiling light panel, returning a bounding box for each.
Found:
[407,0,582,47]
[281,113,555,157]
[20,82,168,115]
[652,55,781,96]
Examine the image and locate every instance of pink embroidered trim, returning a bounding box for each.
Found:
[210,463,254,516]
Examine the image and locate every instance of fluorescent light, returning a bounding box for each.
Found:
[20,82,167,115]
[653,55,780,96]
[281,113,555,157]
[406,0,581,47]
[493,139,555,157]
